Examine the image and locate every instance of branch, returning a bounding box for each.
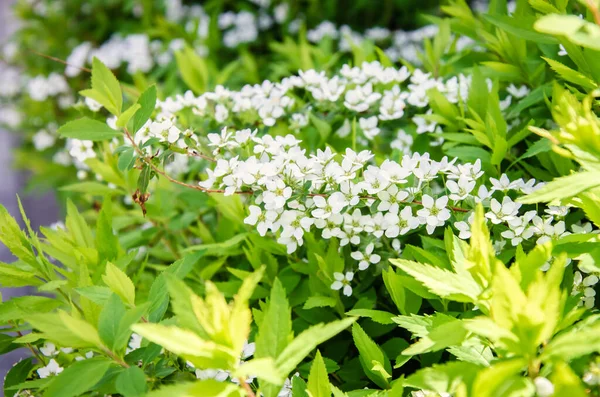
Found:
[240,379,256,397]
[27,49,91,73]
[587,0,600,26]
[124,129,470,213]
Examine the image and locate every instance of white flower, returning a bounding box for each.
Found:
[311,192,348,219]
[196,369,229,381]
[545,205,569,217]
[446,175,475,201]
[40,342,57,357]
[85,97,103,112]
[351,243,381,270]
[486,196,520,224]
[417,195,451,234]
[377,185,409,214]
[331,272,354,296]
[359,116,380,140]
[37,359,63,378]
[68,139,96,163]
[241,341,255,359]
[534,377,554,397]
[33,130,56,151]
[278,373,299,397]
[490,174,519,192]
[207,127,237,154]
[244,205,279,236]
[263,180,293,210]
[384,206,420,237]
[506,84,530,98]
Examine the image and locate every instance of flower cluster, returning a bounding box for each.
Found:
[179,133,592,298]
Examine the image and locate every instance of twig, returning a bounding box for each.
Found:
[587,0,600,26]
[10,322,47,366]
[240,379,256,397]
[125,129,470,213]
[188,149,217,163]
[27,50,91,73]
[102,347,130,368]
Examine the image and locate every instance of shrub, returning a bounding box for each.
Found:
[3,0,600,396]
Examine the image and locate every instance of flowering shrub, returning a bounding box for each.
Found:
[4,0,600,396]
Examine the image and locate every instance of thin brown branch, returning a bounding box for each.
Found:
[188,149,217,163]
[125,128,470,213]
[10,323,47,366]
[240,379,256,397]
[102,347,130,368]
[124,128,251,194]
[587,0,600,26]
[27,50,91,73]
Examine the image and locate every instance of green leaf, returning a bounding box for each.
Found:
[146,381,243,397]
[518,172,600,204]
[541,323,600,361]
[4,357,34,396]
[102,262,136,307]
[483,14,557,43]
[44,358,112,397]
[175,46,208,93]
[255,278,292,359]
[117,147,136,171]
[550,362,587,397]
[346,309,396,325]
[98,293,126,350]
[352,323,391,388]
[471,358,528,397]
[90,57,123,115]
[389,259,482,303]
[542,57,597,90]
[75,286,112,305]
[292,376,310,397]
[60,182,122,196]
[131,323,234,369]
[303,296,337,310]
[235,358,284,385]
[405,361,481,395]
[58,118,120,141]
[307,350,331,397]
[275,317,356,376]
[116,366,147,397]
[116,104,141,128]
[396,313,468,356]
[0,296,62,324]
[132,85,157,133]
[59,311,104,348]
[96,199,119,261]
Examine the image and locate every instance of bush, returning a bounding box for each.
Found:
[3,0,600,396]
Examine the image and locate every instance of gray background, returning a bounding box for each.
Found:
[1,0,59,390]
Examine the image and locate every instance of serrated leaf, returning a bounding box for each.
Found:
[98,293,126,350]
[103,262,135,307]
[307,350,331,397]
[352,322,391,388]
[518,172,600,204]
[346,309,395,325]
[389,259,482,303]
[90,57,123,115]
[116,366,148,397]
[58,118,120,141]
[44,358,112,397]
[303,296,337,310]
[255,278,292,360]
[116,103,141,128]
[275,317,356,376]
[133,85,157,133]
[543,57,597,90]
